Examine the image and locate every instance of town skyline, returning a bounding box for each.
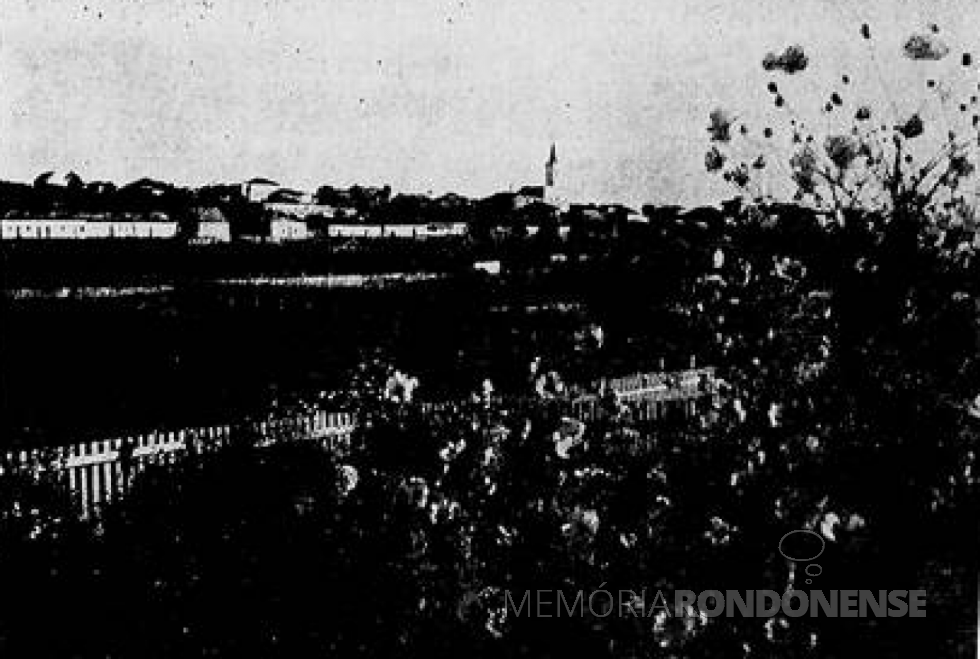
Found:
[6,0,980,209]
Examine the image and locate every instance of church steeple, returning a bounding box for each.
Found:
[545,143,557,188]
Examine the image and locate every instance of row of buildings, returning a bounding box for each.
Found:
[0,212,233,243]
[0,215,471,243]
[1,145,648,243]
[1,216,179,240]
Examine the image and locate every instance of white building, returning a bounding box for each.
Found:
[264,202,335,219]
[413,222,468,238]
[327,224,383,239]
[510,144,569,212]
[270,217,310,242]
[196,220,231,243]
[378,224,418,239]
[1,218,178,240]
[473,260,501,275]
[82,222,112,239]
[193,207,231,243]
[326,223,468,239]
[2,219,86,239]
[242,177,280,203]
[105,221,178,239]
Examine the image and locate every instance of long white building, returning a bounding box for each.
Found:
[1,218,178,240]
[327,223,468,239]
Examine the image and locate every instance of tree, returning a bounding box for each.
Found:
[698,22,979,656]
[707,27,979,268]
[703,21,979,415]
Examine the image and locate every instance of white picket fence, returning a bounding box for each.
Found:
[1,411,355,518]
[0,367,719,518]
[572,367,720,422]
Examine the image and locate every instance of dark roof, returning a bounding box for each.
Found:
[517,185,545,198]
[644,204,683,212]
[598,203,636,215]
[265,188,305,203]
[437,192,469,206]
[391,192,429,203]
[351,185,388,196]
[245,177,279,186]
[123,177,171,191]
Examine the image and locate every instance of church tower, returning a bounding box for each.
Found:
[544,143,559,206]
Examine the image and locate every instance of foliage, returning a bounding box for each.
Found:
[706,21,980,242]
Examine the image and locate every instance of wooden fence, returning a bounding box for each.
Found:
[0,411,355,518]
[572,367,720,422]
[0,367,719,518]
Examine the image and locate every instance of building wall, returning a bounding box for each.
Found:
[1,219,177,240]
[327,224,382,239]
[196,221,231,243]
[326,223,467,239]
[2,219,87,239]
[264,202,335,219]
[242,181,279,203]
[84,223,113,239]
[270,218,311,242]
[102,221,178,239]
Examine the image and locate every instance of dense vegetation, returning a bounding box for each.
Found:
[2,190,977,655]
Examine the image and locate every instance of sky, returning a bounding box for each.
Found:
[3,0,979,208]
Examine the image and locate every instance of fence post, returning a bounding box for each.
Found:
[79,465,91,518]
